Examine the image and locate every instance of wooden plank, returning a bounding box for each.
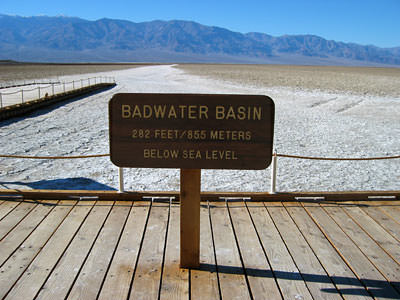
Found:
[306,205,400,299]
[228,201,282,299]
[98,201,150,300]
[129,200,170,300]
[344,203,400,260]
[159,203,189,299]
[0,202,37,239]
[4,200,95,300]
[0,200,76,299]
[283,201,372,300]
[180,169,200,268]
[35,201,114,300]
[247,201,314,300]
[0,200,57,266]
[267,203,342,299]
[210,201,251,300]
[0,201,20,220]
[67,201,132,300]
[327,205,400,291]
[378,203,400,230]
[1,188,399,202]
[190,202,220,300]
[360,203,400,242]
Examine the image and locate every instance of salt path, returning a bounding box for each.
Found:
[0,65,399,192]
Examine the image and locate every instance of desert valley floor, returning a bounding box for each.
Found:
[0,64,399,192]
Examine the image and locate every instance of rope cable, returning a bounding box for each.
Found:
[0,153,399,161]
[0,154,110,159]
[276,153,400,161]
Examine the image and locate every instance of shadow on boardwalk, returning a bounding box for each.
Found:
[0,177,116,191]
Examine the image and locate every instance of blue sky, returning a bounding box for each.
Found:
[2,0,400,48]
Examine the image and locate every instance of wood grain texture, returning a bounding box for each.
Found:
[0,200,57,266]
[284,201,372,300]
[228,201,282,299]
[267,204,342,299]
[98,202,150,300]
[210,201,251,300]
[129,200,169,300]
[160,203,189,299]
[308,204,400,299]
[190,202,220,299]
[0,200,76,299]
[5,201,93,300]
[247,201,313,300]
[37,201,114,300]
[180,169,200,268]
[67,202,131,300]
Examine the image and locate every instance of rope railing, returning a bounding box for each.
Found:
[0,154,110,159]
[0,76,115,108]
[0,151,399,193]
[1,152,399,160]
[0,80,61,90]
[276,153,400,161]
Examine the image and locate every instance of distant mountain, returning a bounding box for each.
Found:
[0,14,399,66]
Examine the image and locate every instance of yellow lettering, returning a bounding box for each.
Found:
[178,105,187,118]
[215,106,225,119]
[196,150,202,159]
[154,105,166,118]
[144,148,179,159]
[199,106,209,119]
[246,131,251,140]
[226,107,236,120]
[143,105,152,118]
[121,105,131,118]
[132,105,142,118]
[253,106,262,120]
[188,105,197,120]
[171,149,179,158]
[237,106,246,120]
[168,106,177,119]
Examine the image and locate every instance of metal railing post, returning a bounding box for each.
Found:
[270,150,277,194]
[0,92,3,108]
[21,89,24,103]
[119,167,125,193]
[38,86,41,99]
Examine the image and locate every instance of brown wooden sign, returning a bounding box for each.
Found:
[109,93,274,169]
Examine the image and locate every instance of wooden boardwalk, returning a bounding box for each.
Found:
[1,198,400,299]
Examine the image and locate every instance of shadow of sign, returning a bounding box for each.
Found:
[0,177,116,191]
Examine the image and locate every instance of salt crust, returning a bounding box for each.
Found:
[0,65,399,192]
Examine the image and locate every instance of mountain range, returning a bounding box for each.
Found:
[0,14,399,66]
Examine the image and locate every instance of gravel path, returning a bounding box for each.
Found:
[1,65,399,192]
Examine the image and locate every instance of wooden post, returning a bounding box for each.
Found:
[180,169,201,269]
[270,150,277,194]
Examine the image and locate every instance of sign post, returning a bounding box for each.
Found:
[109,93,275,269]
[180,169,201,268]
